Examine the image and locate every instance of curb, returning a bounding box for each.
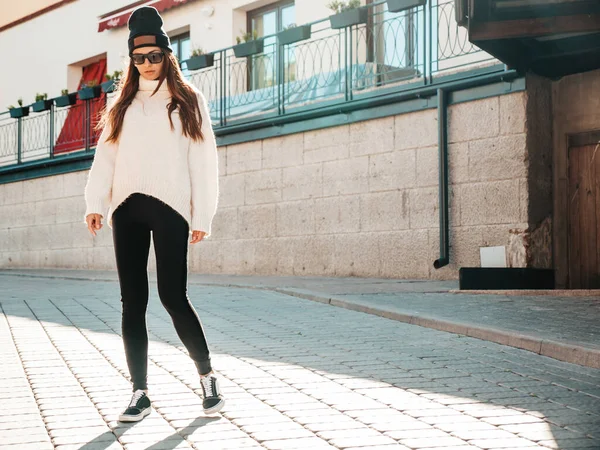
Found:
[272,288,600,370]
[1,271,599,370]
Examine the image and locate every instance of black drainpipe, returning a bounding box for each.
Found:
[434,88,449,269]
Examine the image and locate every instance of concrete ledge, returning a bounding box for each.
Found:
[451,289,600,296]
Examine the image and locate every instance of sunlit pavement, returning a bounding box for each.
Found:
[0,273,598,450]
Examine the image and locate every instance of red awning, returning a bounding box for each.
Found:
[98,0,198,32]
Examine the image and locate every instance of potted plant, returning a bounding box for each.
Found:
[101,70,122,93]
[233,30,264,58]
[55,89,78,107]
[328,0,368,29]
[78,79,102,100]
[387,0,426,13]
[8,98,29,119]
[278,23,312,46]
[185,47,215,71]
[32,93,53,113]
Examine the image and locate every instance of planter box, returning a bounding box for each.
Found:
[459,268,555,290]
[78,86,102,100]
[9,106,29,119]
[55,93,78,107]
[32,99,53,113]
[329,7,368,29]
[233,39,264,58]
[101,80,117,93]
[387,0,426,13]
[278,25,312,46]
[186,53,215,71]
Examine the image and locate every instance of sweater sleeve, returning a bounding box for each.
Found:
[83,121,118,222]
[189,91,219,237]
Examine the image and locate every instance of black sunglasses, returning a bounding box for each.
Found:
[130,51,164,65]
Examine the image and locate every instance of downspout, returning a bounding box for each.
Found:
[434,88,449,269]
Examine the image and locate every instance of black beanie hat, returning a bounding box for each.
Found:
[127,6,172,54]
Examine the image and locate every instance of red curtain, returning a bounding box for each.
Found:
[54,59,107,154]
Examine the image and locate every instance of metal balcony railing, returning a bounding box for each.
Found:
[0,0,496,170]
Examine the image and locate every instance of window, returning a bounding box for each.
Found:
[247,1,295,90]
[170,32,191,76]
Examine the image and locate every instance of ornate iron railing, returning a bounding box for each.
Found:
[0,0,495,169]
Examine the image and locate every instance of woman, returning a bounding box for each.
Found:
[83,6,223,422]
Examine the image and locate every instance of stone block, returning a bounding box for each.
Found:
[292,236,335,276]
[211,207,238,239]
[255,237,295,275]
[323,157,369,196]
[315,196,360,234]
[519,177,529,223]
[369,150,416,192]
[28,224,56,251]
[360,191,409,231]
[262,134,304,169]
[220,240,255,275]
[91,223,113,248]
[219,174,245,208]
[461,180,520,225]
[34,200,58,226]
[282,164,323,201]
[239,205,277,238]
[416,146,438,187]
[500,93,527,135]
[349,117,394,156]
[334,232,380,277]
[449,142,469,184]
[193,240,224,273]
[218,146,227,177]
[304,125,349,151]
[277,200,315,237]
[56,196,86,225]
[226,141,262,174]
[468,134,527,182]
[395,109,438,150]
[410,187,439,229]
[481,224,528,249]
[1,181,24,205]
[448,97,500,143]
[0,228,10,252]
[10,203,35,228]
[245,169,282,205]
[63,171,88,197]
[378,230,429,278]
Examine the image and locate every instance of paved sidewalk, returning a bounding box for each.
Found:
[2,269,599,369]
[0,270,599,450]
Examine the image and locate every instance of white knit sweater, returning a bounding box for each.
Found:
[83,77,219,237]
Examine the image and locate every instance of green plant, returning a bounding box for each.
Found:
[191,47,205,57]
[283,23,297,30]
[61,89,69,96]
[35,93,48,102]
[84,79,99,88]
[7,105,15,110]
[236,29,259,44]
[327,0,361,14]
[17,98,23,107]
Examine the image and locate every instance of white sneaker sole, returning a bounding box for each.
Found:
[118,407,151,422]
[204,398,225,415]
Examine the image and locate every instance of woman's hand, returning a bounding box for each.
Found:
[86,214,103,236]
[190,230,206,244]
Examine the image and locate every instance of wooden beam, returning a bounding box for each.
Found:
[470,14,600,40]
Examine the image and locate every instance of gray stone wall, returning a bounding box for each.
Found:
[0,92,535,278]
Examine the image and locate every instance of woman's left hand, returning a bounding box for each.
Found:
[190,230,206,244]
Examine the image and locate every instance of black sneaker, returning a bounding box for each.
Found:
[200,373,225,414]
[118,389,151,422]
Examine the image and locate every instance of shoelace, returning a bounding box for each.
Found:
[201,375,215,397]
[128,389,146,408]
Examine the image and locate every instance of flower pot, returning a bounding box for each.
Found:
[278,25,312,46]
[186,53,215,71]
[55,93,78,107]
[9,106,29,119]
[101,80,117,93]
[78,86,102,100]
[233,39,265,58]
[32,99,53,113]
[329,7,368,29]
[387,0,426,13]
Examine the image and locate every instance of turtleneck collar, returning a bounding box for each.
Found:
[138,76,169,92]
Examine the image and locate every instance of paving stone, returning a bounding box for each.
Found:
[467,437,542,448]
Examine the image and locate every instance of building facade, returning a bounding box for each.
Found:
[0,0,596,288]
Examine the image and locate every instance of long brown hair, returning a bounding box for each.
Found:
[97,50,203,143]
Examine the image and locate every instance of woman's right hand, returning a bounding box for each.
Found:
[86,214,103,236]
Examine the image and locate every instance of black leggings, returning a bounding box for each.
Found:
[112,193,212,391]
